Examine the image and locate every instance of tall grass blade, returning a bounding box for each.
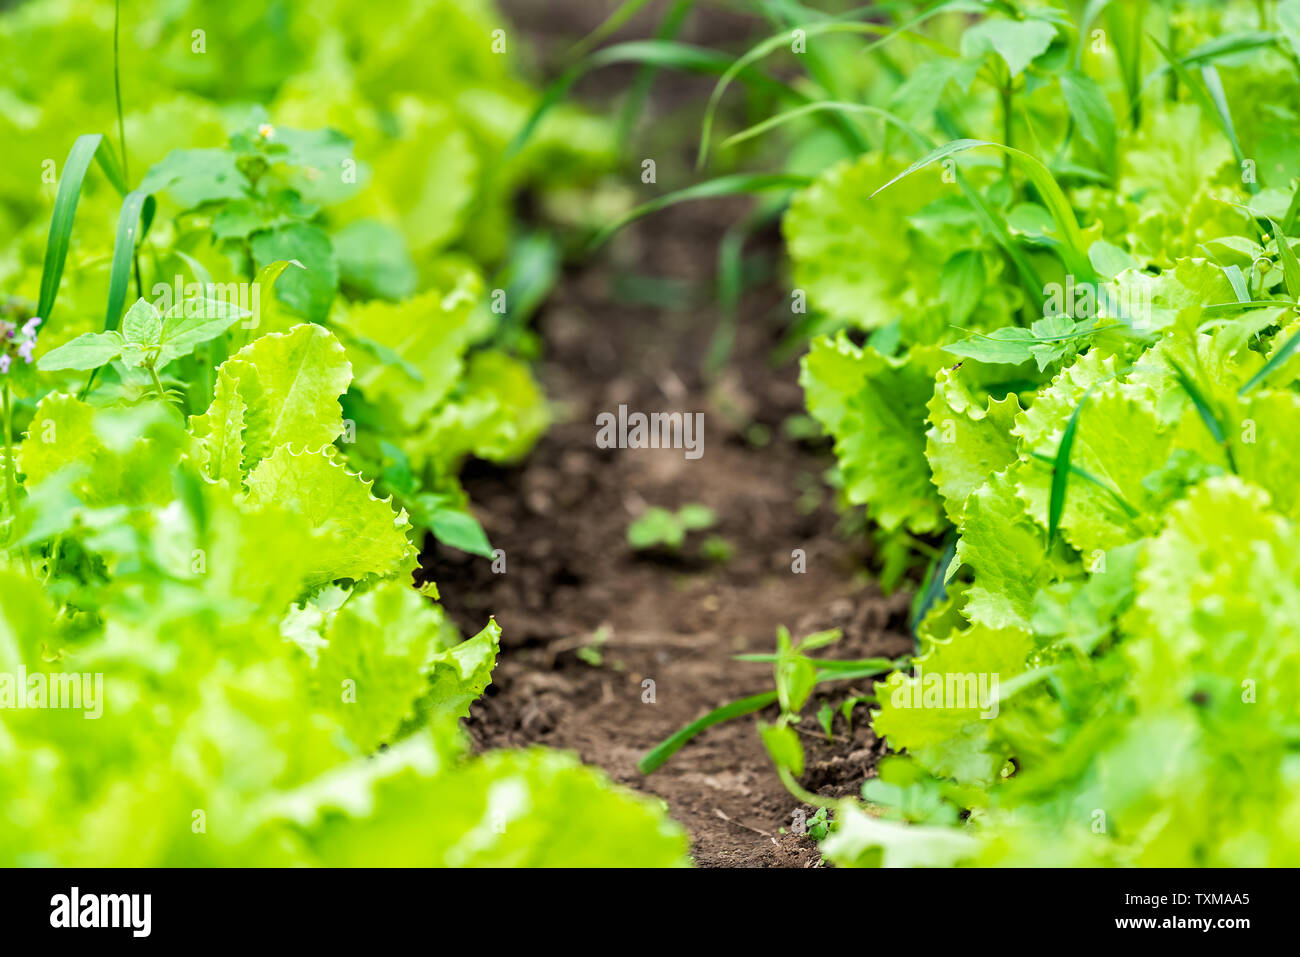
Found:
[754,1,871,154]
[1204,299,1299,316]
[1029,451,1138,520]
[1074,0,1113,69]
[709,215,753,377]
[1167,356,1237,471]
[910,533,956,636]
[1142,30,1278,89]
[565,0,654,62]
[1269,217,1300,301]
[587,173,811,250]
[696,10,959,170]
[1108,0,1148,125]
[507,41,804,162]
[638,691,777,774]
[1150,37,1252,190]
[732,655,896,673]
[637,653,897,773]
[1048,391,1090,547]
[707,200,783,375]
[872,138,1095,281]
[495,231,561,350]
[230,259,303,354]
[103,188,151,332]
[37,134,105,322]
[1222,263,1250,302]
[734,113,1048,306]
[94,145,127,197]
[1239,325,1300,394]
[615,0,697,148]
[1199,64,1256,195]
[1284,182,1300,235]
[113,0,129,182]
[721,101,929,152]
[81,187,153,398]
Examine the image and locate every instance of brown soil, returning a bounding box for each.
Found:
[428,0,916,867]
[431,195,913,865]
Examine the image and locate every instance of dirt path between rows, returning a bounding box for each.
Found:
[428,0,914,867]
[432,196,913,866]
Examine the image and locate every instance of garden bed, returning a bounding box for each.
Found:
[436,199,912,866]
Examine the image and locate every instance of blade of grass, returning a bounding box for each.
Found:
[707,204,779,377]
[727,110,1049,308]
[696,9,960,169]
[721,100,929,152]
[1204,298,1299,316]
[1200,63,1257,195]
[113,0,146,299]
[638,691,777,774]
[1074,0,1112,69]
[910,532,955,636]
[1140,30,1278,89]
[506,41,807,162]
[1048,390,1090,547]
[637,656,898,774]
[230,258,303,353]
[615,0,697,149]
[565,0,654,62]
[1269,217,1300,300]
[113,0,129,181]
[816,663,907,683]
[955,323,1107,346]
[37,134,106,322]
[872,138,1095,281]
[586,172,811,250]
[94,143,127,197]
[1284,182,1300,235]
[1239,325,1300,394]
[1029,451,1139,520]
[173,250,214,290]
[733,655,897,672]
[760,0,883,21]
[1147,34,1218,121]
[1108,0,1148,126]
[175,250,219,410]
[955,174,1048,311]
[1149,37,1252,190]
[1167,356,1237,472]
[494,231,561,351]
[755,0,872,154]
[102,188,151,332]
[1222,263,1250,302]
[81,186,153,398]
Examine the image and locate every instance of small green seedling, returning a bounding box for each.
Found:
[627,503,716,550]
[576,626,610,667]
[816,701,835,741]
[808,806,833,840]
[699,535,734,563]
[39,295,250,400]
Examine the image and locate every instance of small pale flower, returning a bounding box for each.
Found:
[1,314,39,372]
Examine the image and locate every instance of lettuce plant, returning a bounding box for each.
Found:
[625,0,1300,866]
[801,0,1300,867]
[0,0,688,867]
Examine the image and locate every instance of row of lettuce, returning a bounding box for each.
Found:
[0,0,689,866]
[753,1,1300,865]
